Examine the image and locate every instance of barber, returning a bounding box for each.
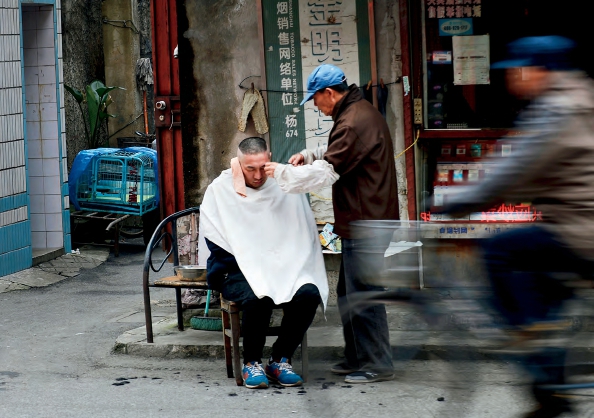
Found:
[265,64,399,384]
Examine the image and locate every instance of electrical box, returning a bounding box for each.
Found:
[413,98,423,125]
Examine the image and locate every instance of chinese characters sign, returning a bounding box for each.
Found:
[263,0,371,163]
[263,0,371,222]
[426,0,482,19]
[263,1,305,163]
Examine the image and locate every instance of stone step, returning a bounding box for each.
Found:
[114,317,594,362]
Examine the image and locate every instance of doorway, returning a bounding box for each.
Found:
[22,5,64,257]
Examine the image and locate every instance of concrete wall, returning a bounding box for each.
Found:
[137,0,154,135]
[179,1,409,222]
[374,0,409,220]
[62,0,152,163]
[175,1,412,300]
[174,2,498,291]
[61,0,105,166]
[180,0,266,206]
[102,0,143,145]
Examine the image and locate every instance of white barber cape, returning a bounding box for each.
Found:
[200,169,329,309]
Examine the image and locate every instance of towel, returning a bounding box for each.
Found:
[238,87,269,134]
[230,157,247,198]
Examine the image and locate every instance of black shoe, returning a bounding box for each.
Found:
[344,371,395,384]
[330,362,359,375]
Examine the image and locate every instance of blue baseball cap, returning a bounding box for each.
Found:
[491,36,576,70]
[300,64,347,106]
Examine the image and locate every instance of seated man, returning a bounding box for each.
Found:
[200,137,328,389]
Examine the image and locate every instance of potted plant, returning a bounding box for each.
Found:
[65,80,124,149]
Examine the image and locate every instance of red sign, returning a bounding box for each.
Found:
[421,203,543,223]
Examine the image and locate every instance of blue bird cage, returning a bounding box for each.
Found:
[70,148,159,216]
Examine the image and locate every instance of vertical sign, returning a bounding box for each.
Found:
[263,0,371,221]
[262,0,306,164]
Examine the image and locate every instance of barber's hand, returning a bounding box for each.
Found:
[288,153,304,166]
[264,162,279,178]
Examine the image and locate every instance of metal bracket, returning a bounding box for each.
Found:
[154,96,180,128]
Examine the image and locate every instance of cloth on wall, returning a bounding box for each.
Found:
[360,81,373,104]
[377,80,388,118]
[238,86,269,134]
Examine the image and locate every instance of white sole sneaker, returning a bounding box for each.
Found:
[344,371,395,384]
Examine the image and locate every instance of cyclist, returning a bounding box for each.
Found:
[443,36,594,418]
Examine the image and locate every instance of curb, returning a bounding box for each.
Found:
[113,317,594,362]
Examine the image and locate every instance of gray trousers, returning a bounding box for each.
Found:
[338,234,393,373]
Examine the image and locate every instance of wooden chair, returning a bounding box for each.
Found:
[220,297,309,386]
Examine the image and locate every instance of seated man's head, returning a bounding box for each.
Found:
[238,137,271,189]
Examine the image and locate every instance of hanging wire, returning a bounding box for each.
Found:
[102,18,140,34]
[238,75,261,89]
[238,73,412,203]
[394,128,420,160]
[238,75,402,93]
[308,128,417,202]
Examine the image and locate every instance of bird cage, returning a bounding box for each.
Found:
[74,148,158,215]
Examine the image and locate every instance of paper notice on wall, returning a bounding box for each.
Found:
[453,35,490,85]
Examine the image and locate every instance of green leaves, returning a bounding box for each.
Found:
[64,80,124,149]
[64,84,83,103]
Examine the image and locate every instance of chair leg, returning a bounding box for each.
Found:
[222,309,233,378]
[143,286,154,343]
[301,332,309,383]
[175,288,184,331]
[230,307,243,386]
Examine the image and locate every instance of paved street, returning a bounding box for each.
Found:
[1,245,593,417]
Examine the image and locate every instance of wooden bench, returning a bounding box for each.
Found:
[220,297,309,386]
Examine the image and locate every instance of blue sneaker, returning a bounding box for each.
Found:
[265,357,303,387]
[242,362,269,389]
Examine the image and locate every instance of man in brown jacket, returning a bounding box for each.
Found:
[265,64,399,383]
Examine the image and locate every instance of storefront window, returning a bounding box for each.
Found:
[421,0,531,130]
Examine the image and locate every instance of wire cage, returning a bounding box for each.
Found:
[75,149,158,215]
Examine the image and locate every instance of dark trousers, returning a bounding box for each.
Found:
[482,225,593,404]
[482,225,587,327]
[242,283,320,364]
[338,234,393,373]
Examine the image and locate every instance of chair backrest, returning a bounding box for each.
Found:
[142,206,201,281]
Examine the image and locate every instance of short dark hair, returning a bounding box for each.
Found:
[238,137,267,155]
[326,82,349,93]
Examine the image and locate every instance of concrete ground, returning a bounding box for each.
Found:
[1,243,594,417]
[0,245,110,293]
